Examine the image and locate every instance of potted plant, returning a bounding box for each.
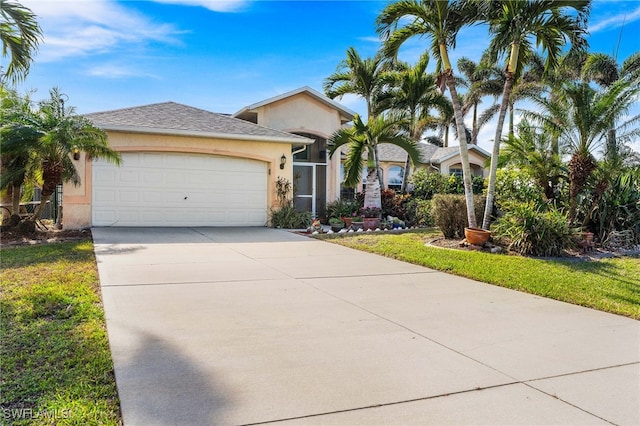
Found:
[464,227,491,246]
[361,206,381,230]
[329,217,344,232]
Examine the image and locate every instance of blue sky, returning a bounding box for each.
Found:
[14,0,640,152]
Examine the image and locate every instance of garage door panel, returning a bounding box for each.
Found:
[93,152,267,227]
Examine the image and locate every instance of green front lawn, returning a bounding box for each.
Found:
[321,230,640,319]
[0,241,121,425]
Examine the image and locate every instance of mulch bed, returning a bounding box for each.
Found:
[1,227,92,248]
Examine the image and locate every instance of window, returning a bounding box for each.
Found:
[450,168,463,178]
[388,166,404,190]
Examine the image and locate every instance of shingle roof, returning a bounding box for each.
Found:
[84,102,312,143]
[377,143,490,163]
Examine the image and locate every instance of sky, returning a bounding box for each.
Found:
[11,0,640,153]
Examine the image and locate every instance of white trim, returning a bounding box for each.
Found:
[433,145,491,164]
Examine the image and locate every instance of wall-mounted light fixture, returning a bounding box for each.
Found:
[280,154,287,170]
[72,147,80,161]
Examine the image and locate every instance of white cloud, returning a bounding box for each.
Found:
[22,0,182,62]
[589,5,640,33]
[86,63,160,79]
[149,0,248,12]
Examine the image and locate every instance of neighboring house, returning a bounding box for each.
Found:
[375,143,490,191]
[64,86,488,229]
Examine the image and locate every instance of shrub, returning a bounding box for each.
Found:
[409,170,444,199]
[492,202,577,256]
[410,170,485,200]
[270,205,312,229]
[494,167,544,208]
[404,198,433,227]
[381,189,411,220]
[431,194,485,238]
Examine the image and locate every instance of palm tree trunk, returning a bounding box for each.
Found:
[30,192,52,220]
[471,103,478,144]
[364,168,381,210]
[11,184,21,215]
[483,72,515,230]
[401,155,412,192]
[445,71,477,229]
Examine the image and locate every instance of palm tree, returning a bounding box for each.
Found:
[329,114,421,210]
[0,86,42,223]
[377,0,480,228]
[479,0,591,230]
[324,47,391,188]
[29,88,121,220]
[525,79,640,221]
[0,0,42,83]
[384,53,452,191]
[457,56,502,144]
[582,52,640,163]
[499,120,565,202]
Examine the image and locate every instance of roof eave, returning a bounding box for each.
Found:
[97,125,315,145]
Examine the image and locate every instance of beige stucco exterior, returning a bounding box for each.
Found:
[237,90,352,206]
[63,131,294,229]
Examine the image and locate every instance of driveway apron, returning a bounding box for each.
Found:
[92,227,640,426]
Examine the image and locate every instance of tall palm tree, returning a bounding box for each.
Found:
[384,53,452,191]
[323,47,389,188]
[0,0,42,83]
[29,88,121,220]
[329,114,421,210]
[479,0,591,230]
[457,56,502,144]
[377,0,480,228]
[525,79,640,221]
[582,52,640,163]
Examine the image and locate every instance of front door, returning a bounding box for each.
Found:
[293,163,327,219]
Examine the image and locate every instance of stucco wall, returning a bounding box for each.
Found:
[252,93,346,203]
[63,131,294,229]
[440,150,488,177]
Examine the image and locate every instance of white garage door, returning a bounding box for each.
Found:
[92,152,268,227]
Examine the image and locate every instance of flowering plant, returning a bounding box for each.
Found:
[350,212,362,222]
[360,206,381,218]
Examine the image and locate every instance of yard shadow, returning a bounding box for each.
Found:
[113,328,231,425]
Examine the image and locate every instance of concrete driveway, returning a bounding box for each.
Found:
[92,227,640,426]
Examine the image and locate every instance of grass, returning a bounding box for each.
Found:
[319,229,640,320]
[0,241,121,425]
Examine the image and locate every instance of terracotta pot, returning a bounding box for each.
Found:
[341,217,353,227]
[464,227,491,246]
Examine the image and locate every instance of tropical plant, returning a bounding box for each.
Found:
[0,86,41,222]
[525,79,640,221]
[457,56,502,144]
[582,52,640,163]
[269,205,312,229]
[493,167,545,208]
[498,119,565,202]
[324,47,389,187]
[29,88,121,220]
[326,198,360,219]
[384,52,452,190]
[328,114,421,211]
[377,0,480,228]
[0,0,42,83]
[493,202,577,257]
[580,166,640,244]
[479,0,591,230]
